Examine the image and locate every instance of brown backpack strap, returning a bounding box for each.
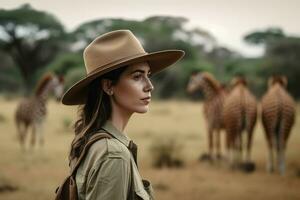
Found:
[70,131,113,175]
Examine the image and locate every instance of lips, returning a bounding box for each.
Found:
[141,96,151,104]
[141,97,151,100]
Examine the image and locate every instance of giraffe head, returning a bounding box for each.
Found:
[219,82,229,94]
[52,75,65,101]
[186,71,221,94]
[230,76,247,88]
[268,75,287,88]
[35,73,64,101]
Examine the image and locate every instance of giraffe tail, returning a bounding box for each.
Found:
[275,106,283,152]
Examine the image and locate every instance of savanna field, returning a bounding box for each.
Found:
[0,97,299,200]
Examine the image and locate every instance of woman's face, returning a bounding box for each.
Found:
[109,62,154,114]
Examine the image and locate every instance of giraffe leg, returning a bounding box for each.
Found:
[207,127,213,160]
[225,128,233,164]
[20,125,26,151]
[227,133,236,169]
[237,131,243,164]
[227,128,236,168]
[16,121,23,146]
[228,122,238,168]
[278,147,286,176]
[232,133,239,167]
[266,133,274,173]
[262,113,275,173]
[279,116,294,175]
[30,123,37,150]
[246,127,254,162]
[275,135,285,175]
[278,122,287,175]
[215,129,221,159]
[37,122,44,147]
[17,122,27,151]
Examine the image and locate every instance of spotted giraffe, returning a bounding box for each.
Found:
[187,72,227,160]
[261,75,295,175]
[15,73,64,149]
[223,76,257,166]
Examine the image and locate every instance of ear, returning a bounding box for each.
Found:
[282,76,288,87]
[101,79,113,95]
[58,75,64,83]
[268,76,273,88]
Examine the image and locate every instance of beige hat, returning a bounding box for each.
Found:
[62,30,185,105]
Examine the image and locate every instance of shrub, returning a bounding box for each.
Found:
[149,136,184,168]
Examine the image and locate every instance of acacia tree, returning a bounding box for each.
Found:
[244,27,300,98]
[0,4,67,94]
[244,27,285,45]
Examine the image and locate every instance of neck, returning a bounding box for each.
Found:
[36,84,51,102]
[109,102,132,133]
[274,82,284,88]
[202,84,219,100]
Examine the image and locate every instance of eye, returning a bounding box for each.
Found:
[133,73,142,80]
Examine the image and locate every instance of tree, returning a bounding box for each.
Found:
[206,46,240,81]
[0,4,67,93]
[244,27,285,45]
[264,37,300,97]
[244,27,300,98]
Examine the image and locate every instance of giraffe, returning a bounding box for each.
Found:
[261,75,295,175]
[222,76,257,167]
[187,72,227,160]
[15,73,64,150]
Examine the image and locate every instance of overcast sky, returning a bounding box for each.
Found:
[2,0,300,57]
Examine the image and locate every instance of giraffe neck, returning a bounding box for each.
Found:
[35,80,53,103]
[201,82,220,100]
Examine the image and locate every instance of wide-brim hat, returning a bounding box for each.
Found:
[62,30,185,105]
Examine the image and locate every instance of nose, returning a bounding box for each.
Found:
[144,77,154,92]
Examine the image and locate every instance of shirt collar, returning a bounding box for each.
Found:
[101,120,131,147]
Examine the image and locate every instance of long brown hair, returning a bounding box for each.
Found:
[69,66,127,164]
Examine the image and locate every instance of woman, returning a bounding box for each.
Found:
[62,30,184,200]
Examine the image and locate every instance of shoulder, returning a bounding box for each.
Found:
[78,139,108,174]
[106,138,131,161]
[77,137,131,176]
[88,138,131,161]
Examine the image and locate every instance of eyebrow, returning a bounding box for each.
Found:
[130,69,151,74]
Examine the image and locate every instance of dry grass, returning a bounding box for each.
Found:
[0,97,299,200]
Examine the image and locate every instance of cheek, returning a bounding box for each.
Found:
[116,81,141,100]
[113,80,148,112]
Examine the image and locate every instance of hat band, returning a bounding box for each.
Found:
[87,52,148,75]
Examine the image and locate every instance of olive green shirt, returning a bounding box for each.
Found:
[75,121,154,200]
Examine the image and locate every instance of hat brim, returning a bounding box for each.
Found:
[62,50,184,105]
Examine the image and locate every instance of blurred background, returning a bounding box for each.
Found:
[0,0,299,199]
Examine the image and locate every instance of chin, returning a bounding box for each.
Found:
[135,106,149,114]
